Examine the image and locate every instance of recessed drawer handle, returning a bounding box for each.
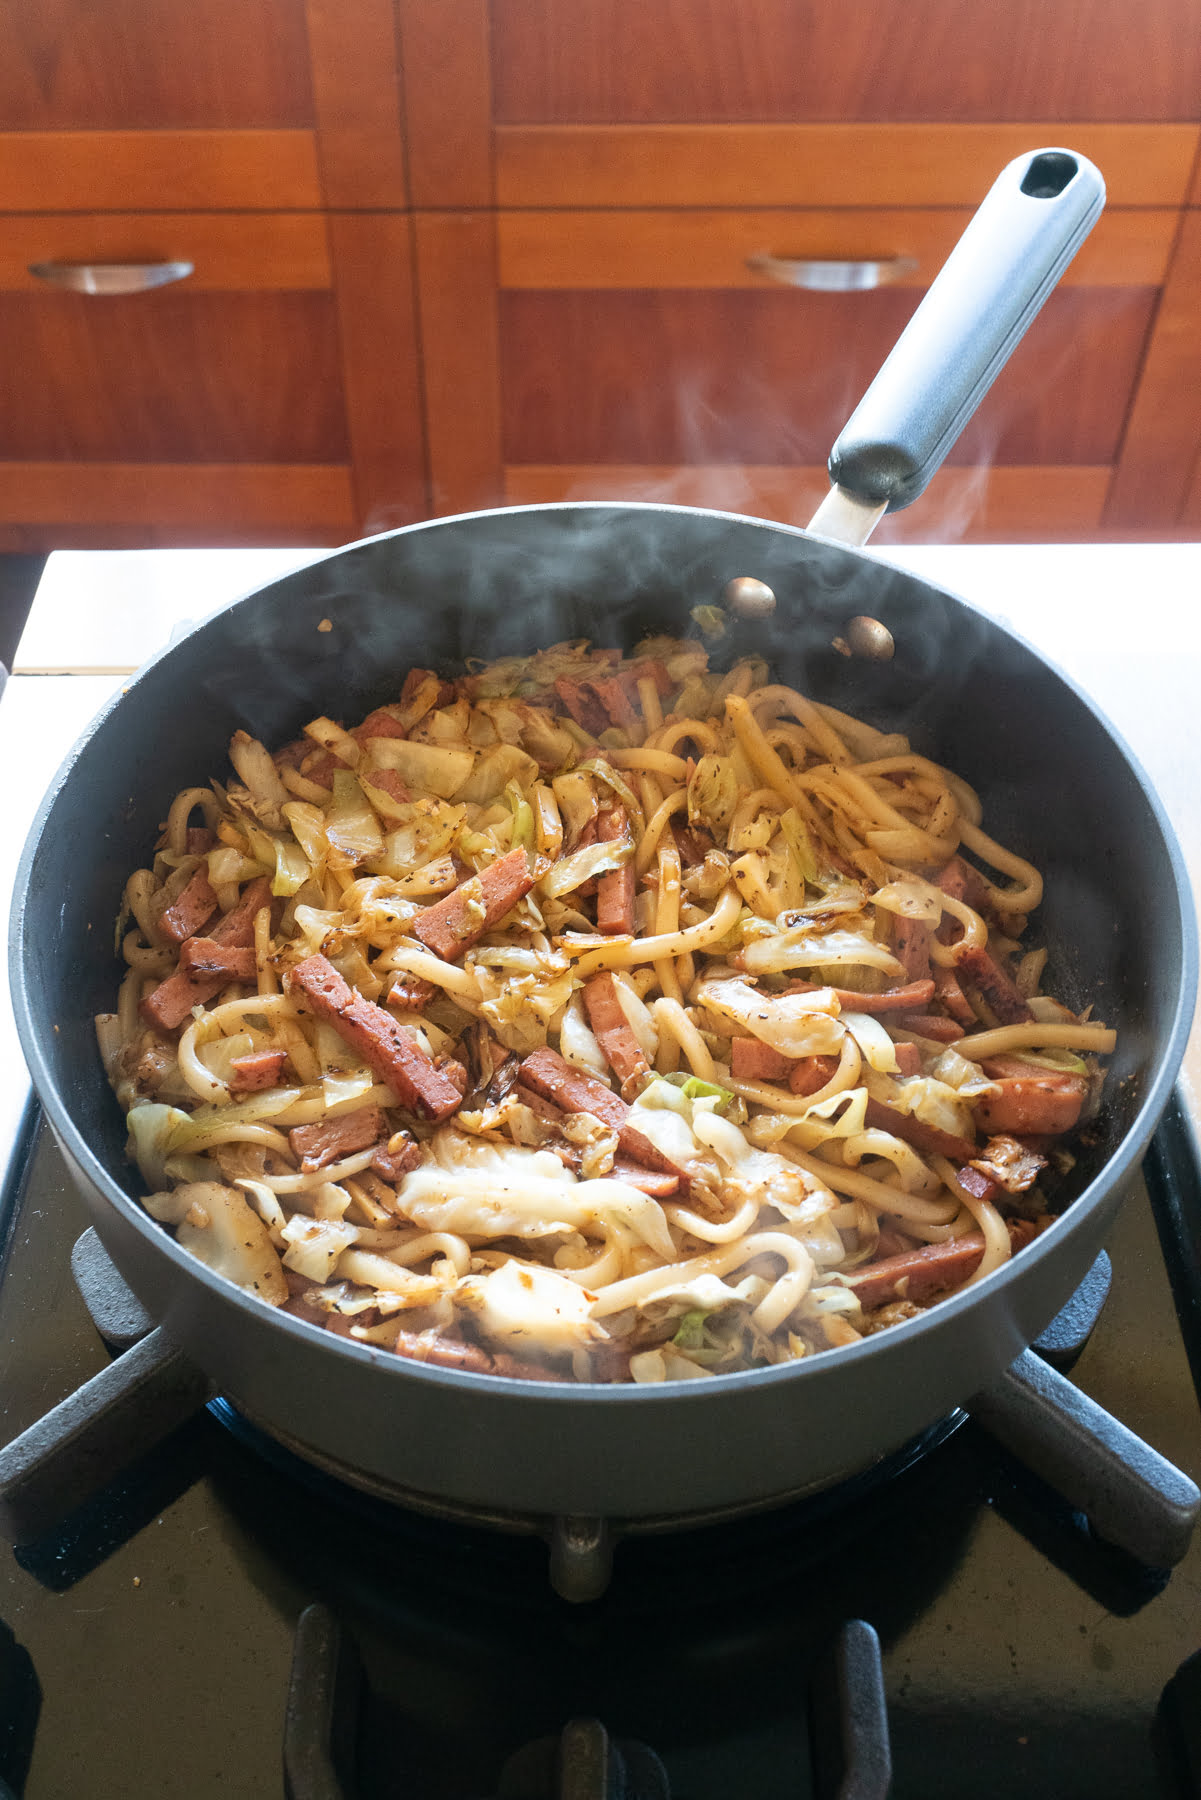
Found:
[28,260,194,295]
[746,252,918,291]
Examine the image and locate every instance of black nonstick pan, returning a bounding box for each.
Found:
[8,150,1197,1543]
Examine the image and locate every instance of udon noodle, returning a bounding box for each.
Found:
[97,636,1114,1383]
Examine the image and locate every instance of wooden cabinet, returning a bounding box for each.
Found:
[401,0,1201,543]
[3,1,1201,546]
[0,0,424,549]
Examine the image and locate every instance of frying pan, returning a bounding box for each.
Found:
[8,151,1198,1536]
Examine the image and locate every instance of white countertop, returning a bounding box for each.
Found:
[4,540,1200,1163]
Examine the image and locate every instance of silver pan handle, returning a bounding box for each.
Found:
[810,147,1105,546]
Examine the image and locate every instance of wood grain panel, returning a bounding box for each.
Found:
[502,464,1110,541]
[414,213,504,514]
[305,0,407,206]
[0,132,322,211]
[0,292,348,462]
[0,0,312,129]
[497,123,1197,209]
[499,288,1155,470]
[497,209,1176,291]
[0,215,332,290]
[492,0,1201,124]
[0,464,353,537]
[329,213,427,531]
[396,0,493,206]
[1105,212,1201,531]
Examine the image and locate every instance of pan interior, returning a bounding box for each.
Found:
[15,505,1191,1339]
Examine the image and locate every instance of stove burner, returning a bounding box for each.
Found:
[283,1608,891,1800]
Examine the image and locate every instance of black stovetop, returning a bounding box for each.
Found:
[1,1103,1200,1800]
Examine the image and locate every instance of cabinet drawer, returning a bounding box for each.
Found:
[490,0,1201,125]
[0,214,345,465]
[0,210,426,549]
[416,205,1165,539]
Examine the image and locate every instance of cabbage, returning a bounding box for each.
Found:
[699,977,843,1059]
[456,743,540,805]
[778,808,818,885]
[366,799,466,879]
[395,1158,678,1259]
[366,737,474,799]
[539,833,632,899]
[888,1075,975,1141]
[147,1180,288,1303]
[688,755,739,832]
[244,823,310,897]
[228,730,289,827]
[551,770,598,841]
[326,772,384,864]
[128,1103,192,1189]
[458,1261,602,1348]
[279,1214,358,1283]
[574,759,645,835]
[841,1011,899,1074]
[281,801,331,869]
[870,878,943,924]
[740,925,904,979]
[663,1072,736,1113]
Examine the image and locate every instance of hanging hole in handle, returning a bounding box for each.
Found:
[1020,152,1079,199]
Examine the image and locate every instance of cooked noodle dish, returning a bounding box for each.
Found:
[97,635,1115,1384]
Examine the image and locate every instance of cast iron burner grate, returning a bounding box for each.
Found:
[0,1227,1196,1603]
[282,1609,892,1800]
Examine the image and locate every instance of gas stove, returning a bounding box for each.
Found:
[2,544,1200,1799]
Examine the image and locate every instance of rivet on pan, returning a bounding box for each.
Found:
[843,615,895,661]
[723,576,777,618]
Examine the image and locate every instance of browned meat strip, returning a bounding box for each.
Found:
[372,1132,423,1182]
[862,1096,977,1164]
[584,973,650,1094]
[890,916,931,982]
[595,807,636,935]
[159,867,218,945]
[361,767,412,809]
[974,1073,1085,1137]
[352,706,408,744]
[392,1328,567,1382]
[893,1042,922,1077]
[789,1054,841,1096]
[936,855,994,915]
[932,964,977,1027]
[730,1037,793,1081]
[953,1163,1003,1206]
[210,876,274,948]
[892,1012,965,1043]
[286,954,464,1121]
[848,1217,1041,1310]
[230,1049,288,1092]
[831,979,936,1014]
[610,1160,680,1196]
[289,1104,385,1174]
[970,1133,1048,1195]
[386,973,438,1010]
[553,676,609,736]
[518,1047,688,1184]
[955,945,1033,1025]
[412,848,534,962]
[186,826,216,855]
[140,969,227,1032]
[178,937,258,984]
